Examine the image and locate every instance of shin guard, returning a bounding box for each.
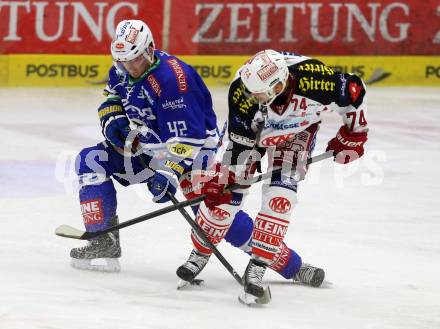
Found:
[252,186,297,264]
[191,200,241,255]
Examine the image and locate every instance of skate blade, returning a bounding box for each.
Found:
[70,258,121,272]
[292,278,331,288]
[177,278,204,290]
[238,286,271,306]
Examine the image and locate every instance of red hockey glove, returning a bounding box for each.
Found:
[326,125,368,164]
[201,163,236,209]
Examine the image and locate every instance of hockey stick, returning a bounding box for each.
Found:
[55,151,334,240]
[133,142,244,289]
[167,193,241,283]
[167,192,271,304]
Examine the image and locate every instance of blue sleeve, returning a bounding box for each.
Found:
[103,66,124,101]
[97,67,126,123]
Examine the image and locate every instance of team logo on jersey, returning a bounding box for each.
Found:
[80,199,104,224]
[269,197,291,214]
[124,104,156,120]
[147,74,162,96]
[208,207,231,221]
[167,59,187,92]
[349,82,362,102]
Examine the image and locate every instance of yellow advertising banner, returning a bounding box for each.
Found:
[0,55,439,87]
[181,55,440,87]
[1,55,112,87]
[0,56,8,85]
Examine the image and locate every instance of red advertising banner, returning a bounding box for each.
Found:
[0,0,163,54]
[1,0,440,55]
[168,0,440,55]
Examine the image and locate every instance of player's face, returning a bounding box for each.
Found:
[122,54,149,78]
[251,81,285,104]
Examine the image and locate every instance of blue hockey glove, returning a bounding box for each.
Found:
[147,171,177,203]
[101,114,131,148]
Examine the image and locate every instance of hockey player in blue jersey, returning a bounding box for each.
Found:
[70,19,219,271]
[70,20,313,285]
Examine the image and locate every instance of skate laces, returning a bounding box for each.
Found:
[76,234,115,252]
[187,250,209,271]
[246,262,266,285]
[296,263,317,283]
[76,239,100,252]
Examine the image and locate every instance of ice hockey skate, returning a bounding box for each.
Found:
[238,259,272,306]
[293,263,325,287]
[70,231,121,272]
[176,249,210,289]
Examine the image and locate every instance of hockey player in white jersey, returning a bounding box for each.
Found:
[177,50,368,303]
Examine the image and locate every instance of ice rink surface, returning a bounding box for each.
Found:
[0,86,439,329]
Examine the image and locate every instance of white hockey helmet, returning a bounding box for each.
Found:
[240,49,289,105]
[111,20,155,65]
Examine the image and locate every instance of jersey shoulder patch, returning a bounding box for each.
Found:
[154,52,190,94]
[165,57,188,93]
[291,59,338,105]
[335,73,366,108]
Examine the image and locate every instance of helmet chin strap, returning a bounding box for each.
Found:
[143,52,154,65]
[264,72,293,106]
[271,74,294,107]
[144,45,155,65]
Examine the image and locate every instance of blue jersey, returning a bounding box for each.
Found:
[100,50,218,176]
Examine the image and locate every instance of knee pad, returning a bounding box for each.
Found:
[191,200,241,255]
[224,210,253,250]
[76,143,110,186]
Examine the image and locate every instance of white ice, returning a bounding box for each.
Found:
[0,87,439,329]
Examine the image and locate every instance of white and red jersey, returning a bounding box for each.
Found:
[226,53,368,164]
